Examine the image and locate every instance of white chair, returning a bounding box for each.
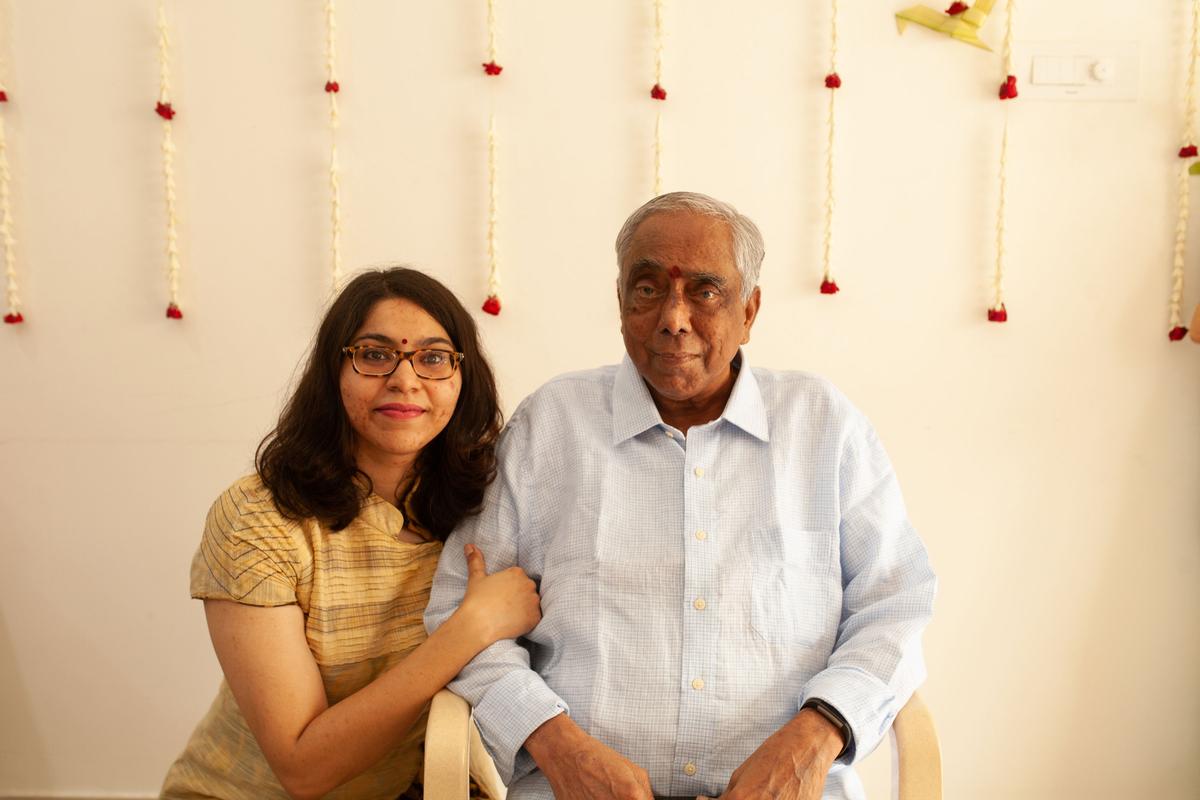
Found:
[423,689,942,800]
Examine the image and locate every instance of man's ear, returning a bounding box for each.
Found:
[741,286,761,344]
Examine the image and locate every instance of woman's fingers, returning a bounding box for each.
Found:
[465,542,487,580]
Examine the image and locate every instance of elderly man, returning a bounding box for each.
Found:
[425,191,936,800]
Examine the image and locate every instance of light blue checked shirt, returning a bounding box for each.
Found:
[425,354,936,800]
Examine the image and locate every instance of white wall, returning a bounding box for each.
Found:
[1,1,1197,798]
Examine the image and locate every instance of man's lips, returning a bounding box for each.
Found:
[374,403,426,419]
[652,351,699,363]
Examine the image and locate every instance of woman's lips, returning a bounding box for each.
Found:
[375,404,425,419]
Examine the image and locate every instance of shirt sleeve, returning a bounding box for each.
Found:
[800,410,937,766]
[424,414,569,785]
[189,477,305,607]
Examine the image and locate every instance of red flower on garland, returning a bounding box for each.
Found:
[155,101,176,120]
[481,295,501,316]
[819,279,840,295]
[0,91,8,103]
[166,303,183,320]
[1168,325,1188,341]
[4,312,23,324]
[998,75,1018,100]
[824,73,842,89]
[987,305,1008,322]
[324,81,340,93]
[483,61,503,76]
[1179,145,1198,158]
[650,83,667,100]
[945,2,969,15]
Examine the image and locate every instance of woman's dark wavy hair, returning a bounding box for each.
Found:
[256,267,502,538]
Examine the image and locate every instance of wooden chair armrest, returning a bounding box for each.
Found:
[424,689,508,800]
[890,691,942,800]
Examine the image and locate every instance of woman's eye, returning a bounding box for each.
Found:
[363,348,393,362]
[419,351,448,366]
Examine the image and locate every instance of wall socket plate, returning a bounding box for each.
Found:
[1012,41,1139,102]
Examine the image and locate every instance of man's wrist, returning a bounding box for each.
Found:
[799,699,851,762]
[523,709,575,766]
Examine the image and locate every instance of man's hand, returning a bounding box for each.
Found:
[524,713,654,800]
[717,708,844,800]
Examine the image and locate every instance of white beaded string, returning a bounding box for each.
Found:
[486,114,500,302]
[821,0,839,290]
[0,103,16,321]
[325,0,342,291]
[487,0,499,66]
[992,117,1009,313]
[158,0,182,316]
[0,32,18,323]
[990,0,1015,318]
[654,0,664,91]
[1170,0,1200,333]
[654,112,663,196]
[652,0,665,196]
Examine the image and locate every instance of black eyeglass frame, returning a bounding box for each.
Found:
[341,345,465,380]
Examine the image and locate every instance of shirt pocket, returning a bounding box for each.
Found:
[749,527,838,649]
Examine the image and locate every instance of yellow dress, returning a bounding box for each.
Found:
[161,475,442,800]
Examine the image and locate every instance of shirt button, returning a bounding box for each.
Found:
[693,466,705,478]
[695,529,708,541]
[693,597,706,611]
[691,677,705,690]
[683,762,697,776]
[665,430,675,439]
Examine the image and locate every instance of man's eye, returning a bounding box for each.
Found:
[635,284,657,297]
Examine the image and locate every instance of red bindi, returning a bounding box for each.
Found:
[401,338,408,345]
[668,266,682,278]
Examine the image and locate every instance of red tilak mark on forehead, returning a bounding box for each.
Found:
[668,266,682,278]
[401,338,408,345]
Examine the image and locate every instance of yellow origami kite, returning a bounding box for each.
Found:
[896,0,997,51]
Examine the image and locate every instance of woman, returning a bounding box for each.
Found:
[162,268,540,799]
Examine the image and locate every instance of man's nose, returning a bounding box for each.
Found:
[657,290,691,335]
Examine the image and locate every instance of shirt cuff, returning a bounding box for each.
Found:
[801,667,902,767]
[471,669,570,785]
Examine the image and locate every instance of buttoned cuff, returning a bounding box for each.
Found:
[801,667,903,767]
[471,669,570,785]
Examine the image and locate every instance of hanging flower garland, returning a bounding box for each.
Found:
[1169,0,1200,341]
[820,0,841,295]
[155,0,183,320]
[323,0,343,292]
[0,43,20,325]
[651,0,666,196]
[988,0,1017,323]
[480,1,503,316]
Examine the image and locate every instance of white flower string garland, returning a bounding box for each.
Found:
[989,0,1017,324]
[820,0,842,295]
[324,0,343,292]
[651,0,666,196]
[155,0,183,320]
[1169,0,1200,341]
[481,0,503,316]
[0,32,20,325]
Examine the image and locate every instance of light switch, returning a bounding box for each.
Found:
[1014,41,1139,101]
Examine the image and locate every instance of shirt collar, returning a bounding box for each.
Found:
[611,351,769,444]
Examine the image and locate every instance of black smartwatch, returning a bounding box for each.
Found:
[801,698,853,762]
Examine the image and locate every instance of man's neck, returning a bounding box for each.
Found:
[650,369,737,434]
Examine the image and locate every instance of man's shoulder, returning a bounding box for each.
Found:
[749,366,866,431]
[510,364,619,418]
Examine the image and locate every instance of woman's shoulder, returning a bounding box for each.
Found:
[191,475,310,606]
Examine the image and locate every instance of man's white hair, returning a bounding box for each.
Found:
[614,191,765,302]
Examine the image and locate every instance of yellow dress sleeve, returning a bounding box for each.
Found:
[189,475,307,607]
